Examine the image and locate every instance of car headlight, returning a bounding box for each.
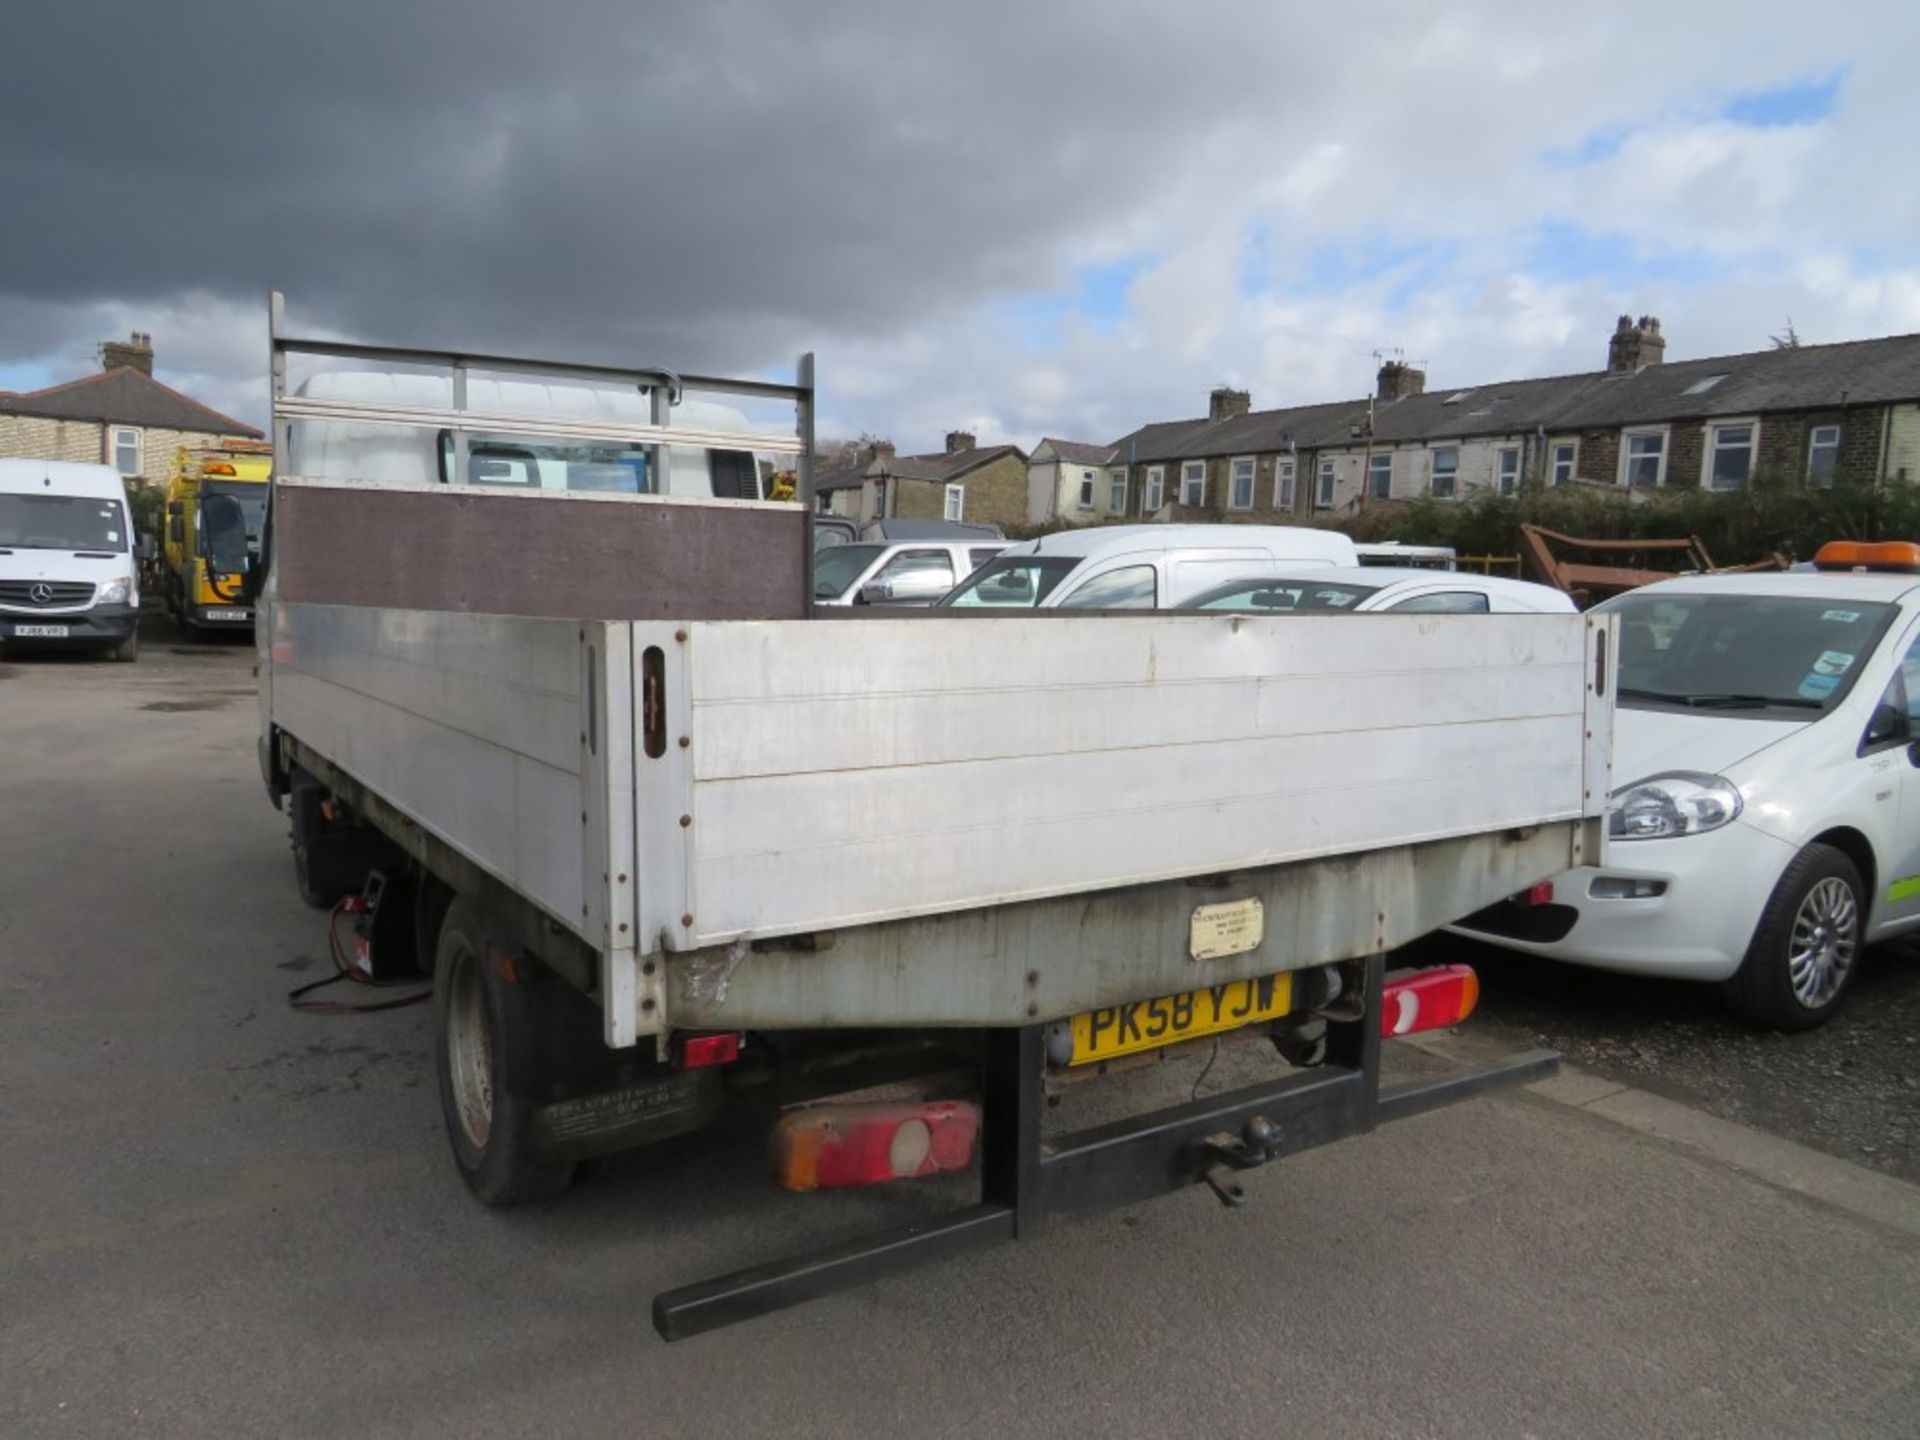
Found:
[1608,772,1742,841]
[98,577,132,605]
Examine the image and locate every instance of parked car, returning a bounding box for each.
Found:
[938,524,1356,610]
[861,518,1005,543]
[814,539,1008,606]
[813,515,861,549]
[1177,566,1574,615]
[1452,541,1920,1030]
[1353,541,1457,570]
[0,459,144,661]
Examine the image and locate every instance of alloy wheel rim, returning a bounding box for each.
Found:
[1786,876,1858,1010]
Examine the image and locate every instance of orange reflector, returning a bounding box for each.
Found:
[1812,540,1920,573]
[673,1032,741,1069]
[203,462,238,476]
[772,1100,980,1192]
[1380,965,1480,1038]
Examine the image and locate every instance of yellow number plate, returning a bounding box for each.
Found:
[1067,973,1294,1066]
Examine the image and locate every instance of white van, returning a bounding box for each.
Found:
[284,371,768,497]
[937,524,1358,609]
[0,460,142,661]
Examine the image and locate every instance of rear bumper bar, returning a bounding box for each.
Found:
[652,958,1557,1341]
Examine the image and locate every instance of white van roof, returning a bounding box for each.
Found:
[0,459,130,500]
[1005,524,1357,565]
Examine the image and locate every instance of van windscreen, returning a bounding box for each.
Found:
[0,494,127,552]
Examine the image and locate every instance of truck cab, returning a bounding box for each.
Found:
[0,460,142,661]
[164,443,273,633]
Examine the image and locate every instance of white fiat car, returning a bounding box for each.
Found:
[1177,566,1574,615]
[1453,542,1920,1030]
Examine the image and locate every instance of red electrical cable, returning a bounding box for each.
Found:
[287,896,432,1014]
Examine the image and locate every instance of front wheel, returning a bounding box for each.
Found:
[1721,843,1865,1031]
[433,899,574,1205]
[108,629,139,663]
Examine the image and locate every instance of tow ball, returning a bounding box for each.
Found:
[1196,1114,1282,1208]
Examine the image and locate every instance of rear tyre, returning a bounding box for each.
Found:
[433,898,575,1206]
[1721,843,1864,1032]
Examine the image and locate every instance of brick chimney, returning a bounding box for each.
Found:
[1375,360,1425,401]
[944,430,977,455]
[856,439,897,467]
[102,331,154,376]
[1608,314,1665,372]
[1208,387,1251,422]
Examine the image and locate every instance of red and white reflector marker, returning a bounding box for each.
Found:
[1380,965,1481,1038]
[1516,882,1554,907]
[772,1100,980,1192]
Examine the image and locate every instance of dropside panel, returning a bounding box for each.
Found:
[648,613,1607,949]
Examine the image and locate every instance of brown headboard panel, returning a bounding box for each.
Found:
[272,483,808,621]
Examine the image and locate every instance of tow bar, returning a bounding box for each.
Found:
[650,955,1558,1341]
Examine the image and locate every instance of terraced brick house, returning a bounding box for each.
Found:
[0,332,262,489]
[1026,438,1127,524]
[814,431,1029,529]
[1106,318,1920,522]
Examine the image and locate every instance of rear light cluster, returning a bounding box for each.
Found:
[672,1032,741,1069]
[772,1101,980,1192]
[1379,965,1480,1038]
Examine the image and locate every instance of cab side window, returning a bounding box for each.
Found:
[1861,635,1920,752]
[1388,591,1490,614]
[1058,564,1157,610]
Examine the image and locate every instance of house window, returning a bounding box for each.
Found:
[1550,441,1577,485]
[1181,461,1206,507]
[1621,429,1666,488]
[1496,446,1520,496]
[1807,425,1841,487]
[943,483,964,521]
[1315,458,1336,509]
[1367,452,1392,501]
[1109,469,1128,512]
[111,427,140,477]
[1229,457,1255,510]
[1705,421,1756,491]
[1078,470,1096,508]
[1429,447,1459,500]
[1274,459,1296,511]
[1143,466,1165,513]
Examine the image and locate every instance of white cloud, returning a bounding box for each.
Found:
[3,0,1917,455]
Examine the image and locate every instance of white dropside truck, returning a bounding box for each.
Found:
[251,297,1615,1339]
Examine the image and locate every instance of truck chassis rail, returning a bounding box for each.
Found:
[652,957,1557,1340]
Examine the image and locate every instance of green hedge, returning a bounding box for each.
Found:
[1322,472,1920,568]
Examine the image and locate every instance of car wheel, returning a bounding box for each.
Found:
[433,898,574,1206]
[109,630,139,663]
[1722,843,1864,1031]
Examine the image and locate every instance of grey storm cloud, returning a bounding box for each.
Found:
[6,0,1914,447]
[0,0,1271,373]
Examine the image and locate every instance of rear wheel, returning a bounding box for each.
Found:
[1722,843,1864,1031]
[433,898,574,1205]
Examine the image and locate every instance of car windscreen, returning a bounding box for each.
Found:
[813,544,885,599]
[1182,579,1378,612]
[203,483,267,548]
[1601,591,1897,716]
[0,493,128,552]
[938,555,1080,608]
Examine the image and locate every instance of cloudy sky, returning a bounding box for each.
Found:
[3,1,1916,452]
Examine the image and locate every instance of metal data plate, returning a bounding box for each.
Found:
[1189,898,1264,961]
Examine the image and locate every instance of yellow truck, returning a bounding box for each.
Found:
[163,441,272,633]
